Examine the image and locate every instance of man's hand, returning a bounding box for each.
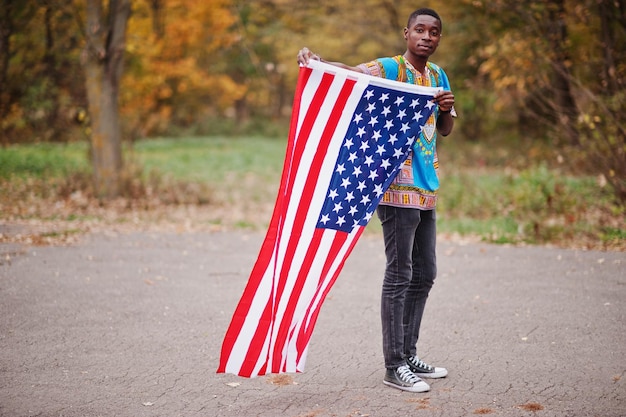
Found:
[433,90,454,112]
[297,47,322,66]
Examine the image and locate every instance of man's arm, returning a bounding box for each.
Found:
[297,47,364,73]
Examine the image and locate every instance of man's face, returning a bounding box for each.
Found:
[404,15,442,58]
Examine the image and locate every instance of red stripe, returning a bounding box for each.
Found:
[237,299,273,377]
[271,228,324,373]
[217,67,312,374]
[295,227,365,365]
[220,70,334,375]
[269,78,358,371]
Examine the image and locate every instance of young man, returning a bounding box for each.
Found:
[297,8,455,393]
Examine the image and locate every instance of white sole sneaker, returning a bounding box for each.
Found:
[383,378,431,392]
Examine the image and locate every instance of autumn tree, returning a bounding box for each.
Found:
[121,0,242,137]
[83,0,130,198]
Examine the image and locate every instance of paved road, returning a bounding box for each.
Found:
[1,230,624,417]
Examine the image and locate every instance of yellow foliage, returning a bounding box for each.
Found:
[122,0,239,136]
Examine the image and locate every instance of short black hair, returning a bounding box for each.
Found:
[407,8,442,30]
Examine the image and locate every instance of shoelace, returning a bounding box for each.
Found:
[409,357,433,371]
[397,365,419,383]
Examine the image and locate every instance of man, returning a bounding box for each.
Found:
[297,7,455,393]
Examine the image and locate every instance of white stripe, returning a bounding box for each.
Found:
[266,73,347,368]
[277,77,370,372]
[307,59,442,96]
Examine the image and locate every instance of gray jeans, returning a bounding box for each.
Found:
[376,205,437,369]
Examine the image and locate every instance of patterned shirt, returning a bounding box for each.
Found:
[357,55,455,210]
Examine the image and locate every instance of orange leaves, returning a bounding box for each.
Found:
[121,0,240,136]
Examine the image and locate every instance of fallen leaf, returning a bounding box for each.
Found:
[518,402,544,412]
[267,374,294,386]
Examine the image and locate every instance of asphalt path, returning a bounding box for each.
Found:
[1,230,624,417]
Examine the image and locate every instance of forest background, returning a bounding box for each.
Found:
[0,0,624,250]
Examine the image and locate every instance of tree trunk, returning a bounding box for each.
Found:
[83,0,130,198]
[546,0,579,145]
[0,0,13,145]
[598,0,620,95]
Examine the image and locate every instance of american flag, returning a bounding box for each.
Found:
[217,60,440,377]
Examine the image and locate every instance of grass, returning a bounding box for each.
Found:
[131,136,286,184]
[0,136,623,250]
[0,142,90,179]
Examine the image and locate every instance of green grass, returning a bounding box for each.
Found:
[1,136,623,249]
[0,142,90,179]
[131,136,287,183]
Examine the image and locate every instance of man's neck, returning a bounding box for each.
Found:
[403,53,428,74]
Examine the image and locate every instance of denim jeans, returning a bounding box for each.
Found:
[376,205,437,369]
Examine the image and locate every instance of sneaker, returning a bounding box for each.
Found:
[406,356,448,379]
[383,365,430,392]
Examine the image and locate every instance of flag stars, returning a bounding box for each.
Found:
[317,87,437,233]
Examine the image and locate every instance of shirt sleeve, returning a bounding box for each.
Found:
[357,58,397,80]
[437,67,458,118]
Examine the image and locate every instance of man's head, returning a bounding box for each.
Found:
[404,8,443,60]
[407,8,442,31]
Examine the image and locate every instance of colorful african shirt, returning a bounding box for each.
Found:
[357,55,455,210]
